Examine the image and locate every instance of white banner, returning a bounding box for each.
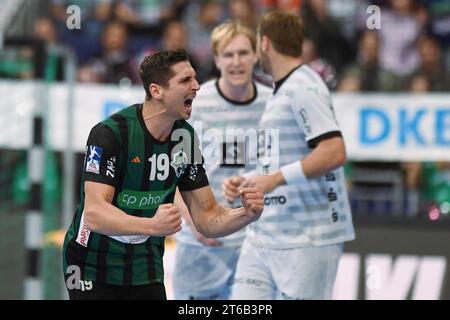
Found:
[0,80,34,149]
[48,83,144,151]
[1,81,449,161]
[334,93,450,161]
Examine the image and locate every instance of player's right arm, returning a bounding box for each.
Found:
[223,138,346,197]
[84,181,181,236]
[82,123,181,237]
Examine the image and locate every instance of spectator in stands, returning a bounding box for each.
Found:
[131,19,201,83]
[409,74,431,92]
[341,30,398,92]
[325,0,370,45]
[48,0,102,22]
[302,0,354,73]
[227,0,259,29]
[49,0,112,64]
[420,0,450,67]
[78,21,137,84]
[111,0,189,27]
[112,0,162,26]
[378,0,424,77]
[33,17,65,81]
[161,20,189,52]
[336,74,361,92]
[109,1,189,55]
[34,17,58,45]
[161,20,200,71]
[260,0,302,13]
[421,160,450,220]
[163,0,191,21]
[302,37,337,89]
[184,0,225,83]
[408,34,450,91]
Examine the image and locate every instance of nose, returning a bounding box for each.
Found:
[232,53,241,66]
[192,78,200,91]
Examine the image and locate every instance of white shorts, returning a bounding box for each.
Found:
[230,239,343,300]
[173,242,241,300]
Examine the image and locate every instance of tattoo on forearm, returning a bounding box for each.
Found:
[214,206,227,225]
[201,197,225,224]
[200,198,214,207]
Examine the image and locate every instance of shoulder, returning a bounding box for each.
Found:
[86,122,120,151]
[297,66,327,87]
[191,80,219,115]
[197,79,217,96]
[95,104,140,145]
[255,81,273,98]
[289,66,330,97]
[195,79,218,102]
[101,104,139,130]
[89,122,116,138]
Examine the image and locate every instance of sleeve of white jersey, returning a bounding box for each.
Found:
[289,81,341,147]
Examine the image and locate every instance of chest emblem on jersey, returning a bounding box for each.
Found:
[171,150,188,178]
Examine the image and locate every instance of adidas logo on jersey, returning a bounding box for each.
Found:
[131,156,141,164]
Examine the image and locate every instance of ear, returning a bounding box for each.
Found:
[261,35,270,53]
[149,83,163,99]
[213,54,220,70]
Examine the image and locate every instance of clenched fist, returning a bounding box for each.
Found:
[148,203,182,236]
[239,187,264,221]
[222,176,246,203]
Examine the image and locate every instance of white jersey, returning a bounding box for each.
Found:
[176,79,272,247]
[247,65,355,249]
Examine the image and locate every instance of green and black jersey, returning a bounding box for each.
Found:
[63,104,209,286]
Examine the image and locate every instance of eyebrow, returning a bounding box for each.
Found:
[179,73,197,82]
[222,49,251,55]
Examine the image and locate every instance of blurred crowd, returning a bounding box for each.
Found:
[4,0,449,91]
[1,0,450,219]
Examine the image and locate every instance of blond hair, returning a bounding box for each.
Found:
[211,20,256,55]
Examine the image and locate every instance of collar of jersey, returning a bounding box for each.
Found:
[273,64,304,95]
[215,80,258,106]
[137,104,179,145]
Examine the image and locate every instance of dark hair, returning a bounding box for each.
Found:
[139,49,190,100]
[258,11,304,57]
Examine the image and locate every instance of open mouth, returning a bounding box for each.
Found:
[184,98,193,107]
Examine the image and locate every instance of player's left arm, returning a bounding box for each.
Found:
[241,136,346,193]
[174,188,223,246]
[179,185,263,238]
[177,127,263,237]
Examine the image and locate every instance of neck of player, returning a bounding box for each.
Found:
[218,77,255,102]
[270,55,303,83]
[142,99,174,142]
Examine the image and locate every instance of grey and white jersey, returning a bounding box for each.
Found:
[247,65,355,249]
[176,79,272,247]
